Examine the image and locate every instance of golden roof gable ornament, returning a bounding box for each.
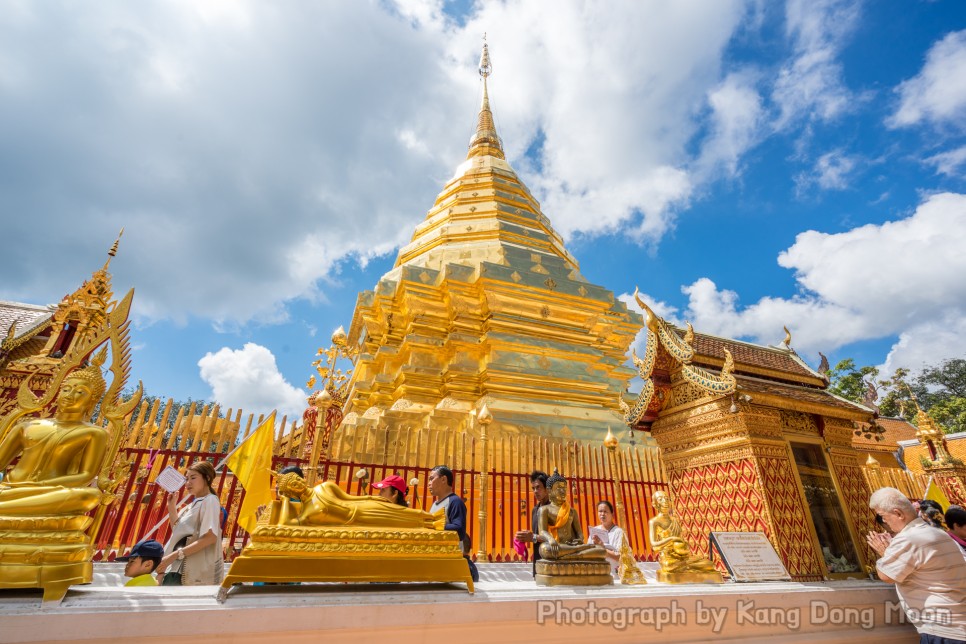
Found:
[626,288,736,425]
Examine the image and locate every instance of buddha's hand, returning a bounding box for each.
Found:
[544,538,560,558]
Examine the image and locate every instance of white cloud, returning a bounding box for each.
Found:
[889,29,966,130]
[198,343,306,418]
[0,0,765,324]
[924,145,966,177]
[695,71,765,180]
[771,0,859,128]
[795,149,858,194]
[642,193,966,370]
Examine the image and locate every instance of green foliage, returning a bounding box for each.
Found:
[832,357,966,435]
[827,359,879,403]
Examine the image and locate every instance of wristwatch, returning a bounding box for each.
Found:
[177,548,186,561]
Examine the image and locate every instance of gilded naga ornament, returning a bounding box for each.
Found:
[0,288,142,601]
[624,288,736,425]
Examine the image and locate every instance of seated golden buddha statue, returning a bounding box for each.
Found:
[0,366,108,517]
[648,490,722,583]
[275,472,440,530]
[533,469,611,586]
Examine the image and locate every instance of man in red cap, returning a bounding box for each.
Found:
[372,474,409,507]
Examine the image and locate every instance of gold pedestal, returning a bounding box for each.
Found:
[534,559,614,587]
[0,515,94,602]
[220,523,474,599]
[656,570,723,584]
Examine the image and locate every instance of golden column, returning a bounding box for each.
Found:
[604,426,647,585]
[603,427,628,529]
[476,404,493,560]
[307,388,334,486]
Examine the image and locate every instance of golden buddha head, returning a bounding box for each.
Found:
[57,365,106,418]
[546,469,568,504]
[652,490,670,513]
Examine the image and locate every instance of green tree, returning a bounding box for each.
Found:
[827,359,879,404]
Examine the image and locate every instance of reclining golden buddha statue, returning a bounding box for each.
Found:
[0,289,141,601]
[219,471,474,598]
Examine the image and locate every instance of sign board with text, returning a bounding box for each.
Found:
[709,531,792,582]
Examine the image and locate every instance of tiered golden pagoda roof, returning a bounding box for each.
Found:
[343,42,640,441]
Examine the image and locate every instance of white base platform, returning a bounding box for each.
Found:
[0,563,916,644]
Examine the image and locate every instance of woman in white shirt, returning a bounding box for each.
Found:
[155,460,225,585]
[587,500,624,572]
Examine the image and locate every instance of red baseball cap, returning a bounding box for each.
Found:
[372,475,407,495]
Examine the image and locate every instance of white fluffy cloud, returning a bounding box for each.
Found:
[889,29,966,130]
[925,145,966,178]
[772,0,859,128]
[198,343,306,418]
[626,192,966,373]
[795,149,858,194]
[0,0,765,323]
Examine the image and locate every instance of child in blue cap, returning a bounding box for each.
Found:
[116,539,165,587]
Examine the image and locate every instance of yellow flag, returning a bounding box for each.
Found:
[225,412,276,534]
[923,476,951,513]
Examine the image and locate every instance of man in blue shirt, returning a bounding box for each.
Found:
[429,465,479,582]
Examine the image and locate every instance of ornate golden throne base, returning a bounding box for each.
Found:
[534,559,614,587]
[219,523,474,600]
[656,570,724,584]
[0,516,95,602]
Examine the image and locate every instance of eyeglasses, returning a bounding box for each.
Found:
[874,514,885,525]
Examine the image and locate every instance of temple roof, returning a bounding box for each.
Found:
[853,417,918,451]
[733,374,871,418]
[684,331,827,387]
[0,300,54,349]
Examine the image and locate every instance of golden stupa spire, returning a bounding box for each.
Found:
[468,35,504,160]
[102,228,124,272]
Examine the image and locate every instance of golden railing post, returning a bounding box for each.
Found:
[605,426,647,585]
[306,389,333,486]
[603,427,628,529]
[476,404,493,560]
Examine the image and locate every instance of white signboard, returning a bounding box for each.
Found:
[154,465,187,493]
[710,531,792,582]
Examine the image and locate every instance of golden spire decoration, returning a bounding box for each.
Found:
[467,35,504,160]
[102,228,124,272]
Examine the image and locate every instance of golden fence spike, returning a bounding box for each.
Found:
[152,398,174,450]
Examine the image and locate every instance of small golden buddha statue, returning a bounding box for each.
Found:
[0,365,108,516]
[533,469,612,586]
[275,472,440,530]
[648,490,722,583]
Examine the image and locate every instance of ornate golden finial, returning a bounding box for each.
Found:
[468,35,504,160]
[603,426,619,449]
[102,228,124,271]
[782,325,792,350]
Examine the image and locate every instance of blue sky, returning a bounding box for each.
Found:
[1,1,965,417]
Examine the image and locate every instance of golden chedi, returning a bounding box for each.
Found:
[648,490,722,584]
[338,40,641,449]
[534,469,612,586]
[220,472,473,598]
[0,288,141,601]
